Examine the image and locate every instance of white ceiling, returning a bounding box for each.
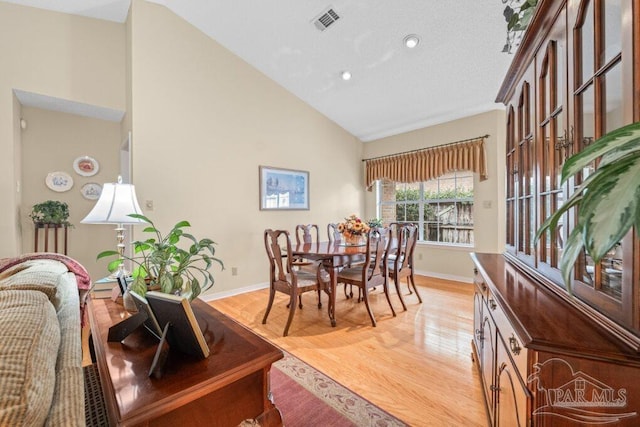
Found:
[6,0,514,142]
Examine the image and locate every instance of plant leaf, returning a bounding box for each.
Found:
[191,277,201,300]
[580,154,640,262]
[106,259,122,273]
[562,122,640,182]
[96,250,119,260]
[503,6,514,21]
[535,186,584,243]
[128,213,151,223]
[559,227,584,292]
[130,277,147,296]
[160,274,173,294]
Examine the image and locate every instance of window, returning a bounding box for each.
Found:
[378,171,474,245]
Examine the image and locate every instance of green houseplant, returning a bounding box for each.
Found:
[29,200,71,226]
[536,121,640,288]
[502,0,539,53]
[367,218,383,228]
[97,214,224,300]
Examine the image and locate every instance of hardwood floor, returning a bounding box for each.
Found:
[210,275,488,427]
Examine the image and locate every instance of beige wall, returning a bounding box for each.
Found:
[128,1,362,296]
[0,2,126,257]
[12,94,23,254]
[3,1,507,290]
[364,110,506,282]
[20,108,122,281]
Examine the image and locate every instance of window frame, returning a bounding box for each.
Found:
[377,171,474,247]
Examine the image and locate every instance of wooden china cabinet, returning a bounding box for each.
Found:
[471,0,640,426]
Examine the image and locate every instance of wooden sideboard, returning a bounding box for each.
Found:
[471,253,640,426]
[87,297,283,426]
[483,0,640,424]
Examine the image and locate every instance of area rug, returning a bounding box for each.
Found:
[270,352,408,427]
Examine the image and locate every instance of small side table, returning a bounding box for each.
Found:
[34,223,69,254]
[87,297,283,426]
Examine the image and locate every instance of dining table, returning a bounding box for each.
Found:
[291,241,370,327]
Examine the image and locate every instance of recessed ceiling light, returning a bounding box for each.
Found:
[341,70,352,81]
[403,34,420,49]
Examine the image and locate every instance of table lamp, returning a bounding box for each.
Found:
[81,176,145,278]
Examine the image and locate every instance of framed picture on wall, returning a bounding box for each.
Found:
[259,166,309,210]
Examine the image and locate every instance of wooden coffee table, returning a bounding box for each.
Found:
[87,297,283,426]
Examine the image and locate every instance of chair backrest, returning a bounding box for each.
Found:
[392,223,418,272]
[295,224,320,245]
[264,229,295,285]
[365,226,390,282]
[327,223,343,244]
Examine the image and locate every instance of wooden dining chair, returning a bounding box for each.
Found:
[293,224,323,305]
[336,227,395,327]
[293,224,320,269]
[263,229,326,336]
[386,223,422,311]
[328,223,366,300]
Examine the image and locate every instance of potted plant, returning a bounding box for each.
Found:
[367,218,383,228]
[29,200,72,226]
[97,214,224,300]
[536,121,640,288]
[502,0,538,54]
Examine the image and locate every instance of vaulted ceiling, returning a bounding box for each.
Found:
[4,0,514,141]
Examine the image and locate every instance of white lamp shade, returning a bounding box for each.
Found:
[81,182,145,224]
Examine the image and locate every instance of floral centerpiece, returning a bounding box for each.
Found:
[337,214,370,245]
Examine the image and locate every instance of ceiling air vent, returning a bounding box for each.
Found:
[312,7,340,31]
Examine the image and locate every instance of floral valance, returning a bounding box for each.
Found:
[364,136,489,190]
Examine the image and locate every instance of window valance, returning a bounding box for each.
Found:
[364,136,489,190]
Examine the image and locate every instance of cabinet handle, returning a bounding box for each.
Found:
[490,385,501,392]
[489,298,497,310]
[475,329,483,339]
[509,335,521,356]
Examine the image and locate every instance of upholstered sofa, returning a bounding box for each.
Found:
[0,253,91,426]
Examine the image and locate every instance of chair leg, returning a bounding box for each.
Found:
[383,278,396,317]
[408,274,422,303]
[298,295,303,309]
[317,289,322,309]
[393,275,408,311]
[283,292,297,337]
[344,284,354,299]
[361,286,377,327]
[262,287,276,324]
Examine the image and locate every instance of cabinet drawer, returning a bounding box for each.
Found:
[485,291,527,380]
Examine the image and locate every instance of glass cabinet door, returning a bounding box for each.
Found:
[571,0,632,327]
[506,107,517,251]
[537,9,568,280]
[514,77,536,266]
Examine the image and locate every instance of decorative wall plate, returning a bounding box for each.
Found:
[81,182,102,200]
[45,172,74,192]
[73,156,99,177]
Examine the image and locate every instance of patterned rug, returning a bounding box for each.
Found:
[270,352,407,427]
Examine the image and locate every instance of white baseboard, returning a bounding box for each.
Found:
[413,269,473,284]
[199,282,270,302]
[200,270,472,303]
